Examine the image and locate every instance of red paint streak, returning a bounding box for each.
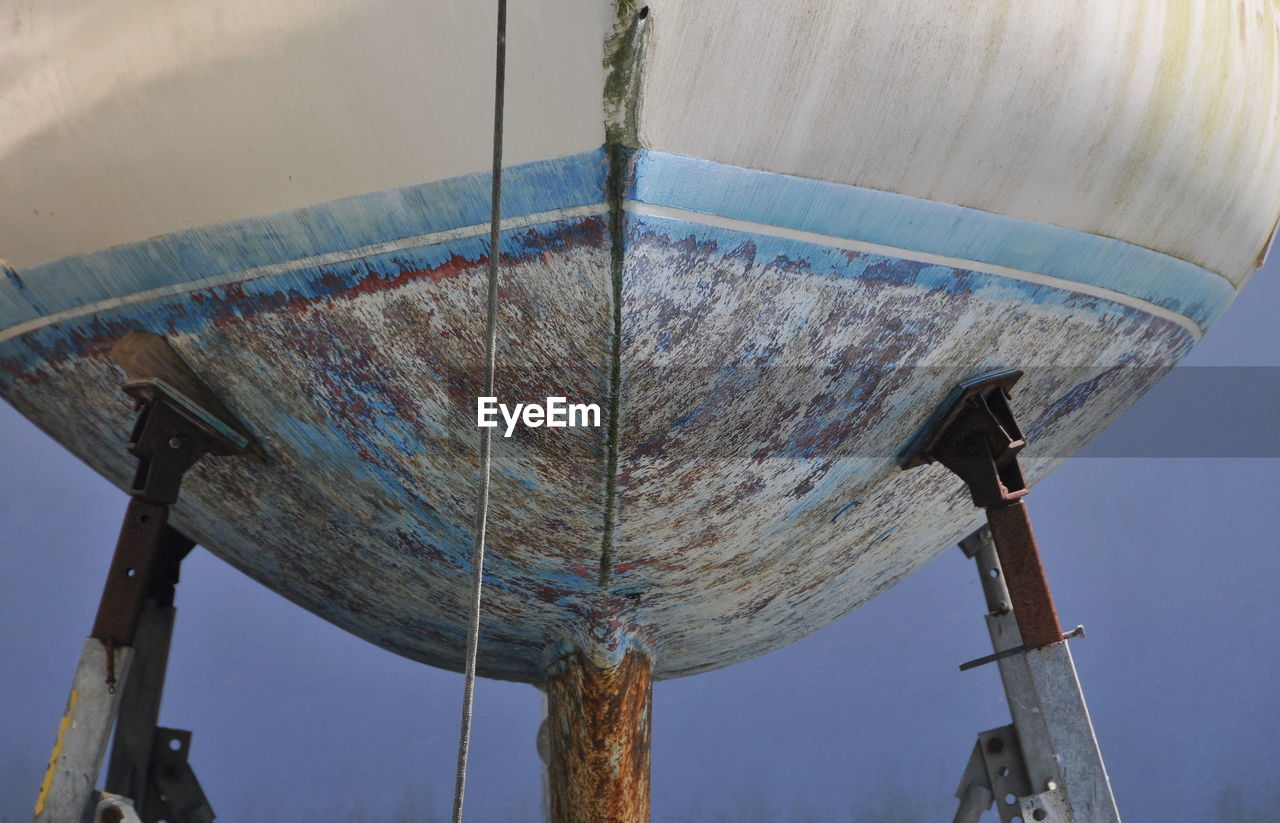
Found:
[1,217,607,379]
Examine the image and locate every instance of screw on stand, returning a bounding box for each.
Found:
[901,369,1121,823]
[35,332,251,823]
[901,368,1063,650]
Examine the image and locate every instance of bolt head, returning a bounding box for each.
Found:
[168,437,184,449]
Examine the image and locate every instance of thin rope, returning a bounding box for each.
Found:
[452,1,506,821]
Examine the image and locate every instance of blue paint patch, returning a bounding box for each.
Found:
[871,525,901,544]
[0,216,606,374]
[0,264,46,324]
[2,147,1238,340]
[830,500,859,523]
[631,150,1236,332]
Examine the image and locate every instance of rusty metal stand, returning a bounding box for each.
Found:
[902,370,1121,823]
[34,367,247,823]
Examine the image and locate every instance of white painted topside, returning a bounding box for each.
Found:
[0,0,611,269]
[1,0,1278,287]
[636,0,1280,286]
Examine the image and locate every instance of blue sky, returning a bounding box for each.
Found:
[2,262,1277,821]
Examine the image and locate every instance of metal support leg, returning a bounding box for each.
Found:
[146,729,215,823]
[34,640,135,823]
[103,600,178,819]
[34,334,249,823]
[902,371,1120,822]
[952,528,1119,823]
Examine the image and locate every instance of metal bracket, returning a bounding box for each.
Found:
[91,730,213,823]
[900,368,1026,507]
[91,334,252,652]
[144,729,215,823]
[123,378,248,503]
[903,370,1062,649]
[954,725,1033,823]
[92,378,247,650]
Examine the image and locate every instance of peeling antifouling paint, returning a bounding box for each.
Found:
[0,147,1226,683]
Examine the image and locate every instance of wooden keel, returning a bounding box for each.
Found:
[545,649,652,823]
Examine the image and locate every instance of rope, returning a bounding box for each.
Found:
[452,1,506,821]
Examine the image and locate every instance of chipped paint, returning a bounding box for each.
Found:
[0,150,1236,683]
[34,689,78,817]
[606,212,1196,678]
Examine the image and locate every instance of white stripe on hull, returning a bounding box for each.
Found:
[0,197,1207,344]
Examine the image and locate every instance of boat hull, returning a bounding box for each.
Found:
[2,0,1276,681]
[0,150,1212,681]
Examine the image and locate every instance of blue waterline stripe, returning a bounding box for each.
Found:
[0,147,1235,333]
[629,212,1174,329]
[631,151,1236,332]
[0,218,602,374]
[0,150,608,328]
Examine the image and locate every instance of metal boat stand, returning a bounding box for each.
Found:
[902,370,1121,823]
[34,334,249,823]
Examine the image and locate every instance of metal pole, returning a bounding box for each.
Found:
[545,649,652,823]
[986,500,1063,649]
[910,374,1122,822]
[962,527,1063,795]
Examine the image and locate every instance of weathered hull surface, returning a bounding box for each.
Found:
[0,149,1222,681]
[2,0,1277,682]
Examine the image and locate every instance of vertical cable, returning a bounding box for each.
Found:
[452,1,506,820]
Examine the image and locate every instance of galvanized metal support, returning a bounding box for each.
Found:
[34,336,249,823]
[958,529,1060,792]
[103,600,175,804]
[901,369,1119,822]
[102,597,210,823]
[950,528,1120,823]
[34,639,136,823]
[545,649,652,823]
